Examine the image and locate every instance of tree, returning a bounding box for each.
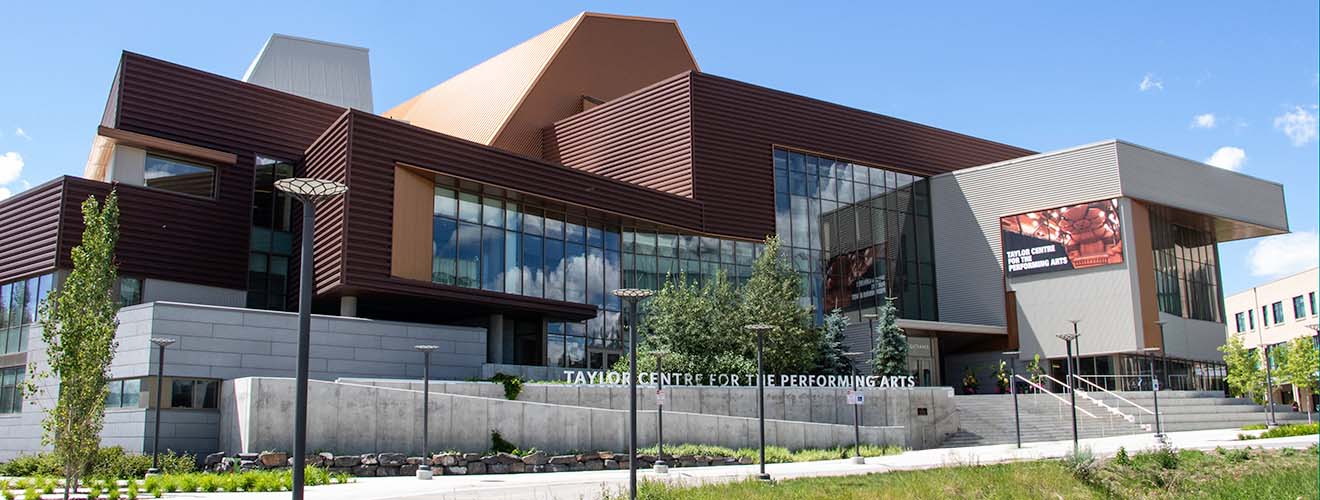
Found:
[1220,334,1265,403]
[31,191,120,499]
[630,270,755,375]
[814,309,852,375]
[1277,336,1319,421]
[870,297,908,377]
[739,235,817,374]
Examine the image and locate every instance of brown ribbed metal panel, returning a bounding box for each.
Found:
[329,110,712,319]
[688,72,1035,239]
[55,177,248,290]
[300,111,352,295]
[0,178,65,284]
[544,73,694,197]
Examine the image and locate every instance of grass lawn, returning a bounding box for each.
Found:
[615,446,1318,500]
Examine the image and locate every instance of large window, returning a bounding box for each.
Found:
[144,154,216,198]
[1271,301,1285,324]
[772,148,936,322]
[0,366,23,414]
[1149,207,1223,323]
[169,379,219,409]
[1234,312,1246,333]
[1293,296,1307,320]
[106,378,142,409]
[247,156,295,310]
[0,274,53,355]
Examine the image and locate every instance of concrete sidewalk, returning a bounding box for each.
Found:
[173,428,1316,500]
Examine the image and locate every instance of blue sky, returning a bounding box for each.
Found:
[0,2,1315,294]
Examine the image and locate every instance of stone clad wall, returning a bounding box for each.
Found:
[219,378,906,455]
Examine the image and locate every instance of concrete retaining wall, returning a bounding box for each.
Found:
[338,379,957,449]
[220,378,905,455]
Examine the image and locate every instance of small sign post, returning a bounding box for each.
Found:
[846,390,865,405]
[655,389,666,407]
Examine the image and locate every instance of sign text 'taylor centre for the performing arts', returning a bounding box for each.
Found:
[563,370,918,389]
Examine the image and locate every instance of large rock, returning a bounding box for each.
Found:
[468,461,487,475]
[462,453,482,463]
[204,452,226,466]
[508,462,526,473]
[494,452,521,464]
[548,455,577,465]
[375,466,395,477]
[575,452,600,462]
[597,451,615,460]
[400,464,418,476]
[352,465,378,477]
[488,463,509,474]
[738,456,754,465]
[237,453,259,461]
[406,456,427,466]
[584,460,604,471]
[434,454,462,467]
[360,453,379,466]
[521,451,549,465]
[334,455,361,468]
[445,466,468,475]
[546,464,570,473]
[318,452,335,466]
[377,453,405,467]
[480,455,500,465]
[604,459,619,470]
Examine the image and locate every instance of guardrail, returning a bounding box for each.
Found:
[1014,374,1098,419]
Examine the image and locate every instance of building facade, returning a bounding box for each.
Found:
[1224,267,1319,410]
[0,12,1292,458]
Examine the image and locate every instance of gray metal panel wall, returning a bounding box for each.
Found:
[1115,142,1288,236]
[930,141,1124,328]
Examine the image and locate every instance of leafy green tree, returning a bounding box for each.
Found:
[739,235,816,374]
[627,271,755,375]
[30,192,120,499]
[870,297,908,377]
[1220,334,1265,403]
[1277,336,1318,420]
[814,309,852,375]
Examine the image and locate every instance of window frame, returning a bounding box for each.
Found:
[142,153,219,200]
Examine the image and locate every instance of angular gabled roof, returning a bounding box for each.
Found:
[383,12,699,158]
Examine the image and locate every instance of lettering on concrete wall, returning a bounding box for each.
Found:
[562,370,918,389]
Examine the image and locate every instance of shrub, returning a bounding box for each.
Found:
[1240,423,1267,430]
[1114,447,1130,465]
[0,447,194,480]
[107,482,122,500]
[490,373,524,400]
[491,431,518,454]
[1252,423,1318,440]
[21,488,37,500]
[1063,447,1098,484]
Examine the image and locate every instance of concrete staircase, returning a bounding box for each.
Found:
[942,390,1307,448]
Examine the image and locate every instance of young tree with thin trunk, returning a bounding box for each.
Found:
[1277,336,1319,422]
[30,191,120,499]
[870,297,908,377]
[1219,334,1265,404]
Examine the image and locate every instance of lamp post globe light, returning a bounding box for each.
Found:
[413,345,440,480]
[1002,350,1021,449]
[842,352,867,464]
[146,337,176,477]
[612,287,654,500]
[275,177,347,500]
[1141,347,1165,441]
[652,349,671,474]
[1055,331,1081,454]
[744,323,775,481]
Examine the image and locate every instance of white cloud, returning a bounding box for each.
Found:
[1190,113,1216,129]
[1139,73,1163,92]
[1273,105,1317,146]
[13,128,30,141]
[0,187,9,201]
[1249,230,1320,278]
[1204,146,1246,171]
[0,152,22,185]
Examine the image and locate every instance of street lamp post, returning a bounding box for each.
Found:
[745,323,775,481]
[146,337,176,477]
[843,351,866,464]
[414,345,440,480]
[275,177,347,500]
[1141,347,1164,441]
[1155,321,1169,390]
[653,349,670,474]
[613,288,654,500]
[1002,350,1021,449]
[862,313,879,361]
[1056,332,1080,454]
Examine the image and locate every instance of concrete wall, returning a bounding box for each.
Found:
[340,379,956,450]
[142,279,246,308]
[220,378,907,456]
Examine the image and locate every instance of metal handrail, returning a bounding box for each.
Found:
[1014,374,1099,419]
[1072,374,1154,415]
[1039,373,1129,423]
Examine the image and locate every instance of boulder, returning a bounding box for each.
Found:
[377,453,405,467]
[508,462,526,473]
[352,465,378,477]
[360,453,379,466]
[204,452,225,466]
[597,451,616,460]
[400,464,418,476]
[521,451,550,465]
[584,460,604,471]
[237,453,259,461]
[462,453,482,462]
[334,455,361,468]
[494,452,521,464]
[318,452,335,466]
[738,457,754,465]
[445,466,468,475]
[468,461,487,475]
[546,464,570,473]
[575,451,600,462]
[480,455,500,465]
[488,463,509,474]
[375,466,395,477]
[406,456,428,466]
[530,465,546,473]
[434,454,462,467]
[548,455,577,465]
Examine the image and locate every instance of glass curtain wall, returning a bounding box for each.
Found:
[247,156,295,310]
[1149,206,1223,323]
[0,273,54,355]
[773,148,936,323]
[431,175,756,369]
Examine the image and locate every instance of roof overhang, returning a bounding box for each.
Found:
[83,126,237,181]
[897,318,1007,336]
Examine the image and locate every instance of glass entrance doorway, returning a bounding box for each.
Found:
[907,336,938,386]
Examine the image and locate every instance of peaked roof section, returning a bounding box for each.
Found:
[383,12,699,158]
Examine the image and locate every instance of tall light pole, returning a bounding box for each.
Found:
[414,345,439,480]
[1067,319,1082,383]
[1155,321,1169,390]
[1056,332,1080,454]
[744,323,775,481]
[653,349,670,474]
[1002,350,1021,449]
[843,351,866,464]
[862,313,879,371]
[1141,347,1164,441]
[146,337,176,477]
[275,177,347,500]
[613,288,654,500]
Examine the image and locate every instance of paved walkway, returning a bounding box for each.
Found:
[174,428,1316,500]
